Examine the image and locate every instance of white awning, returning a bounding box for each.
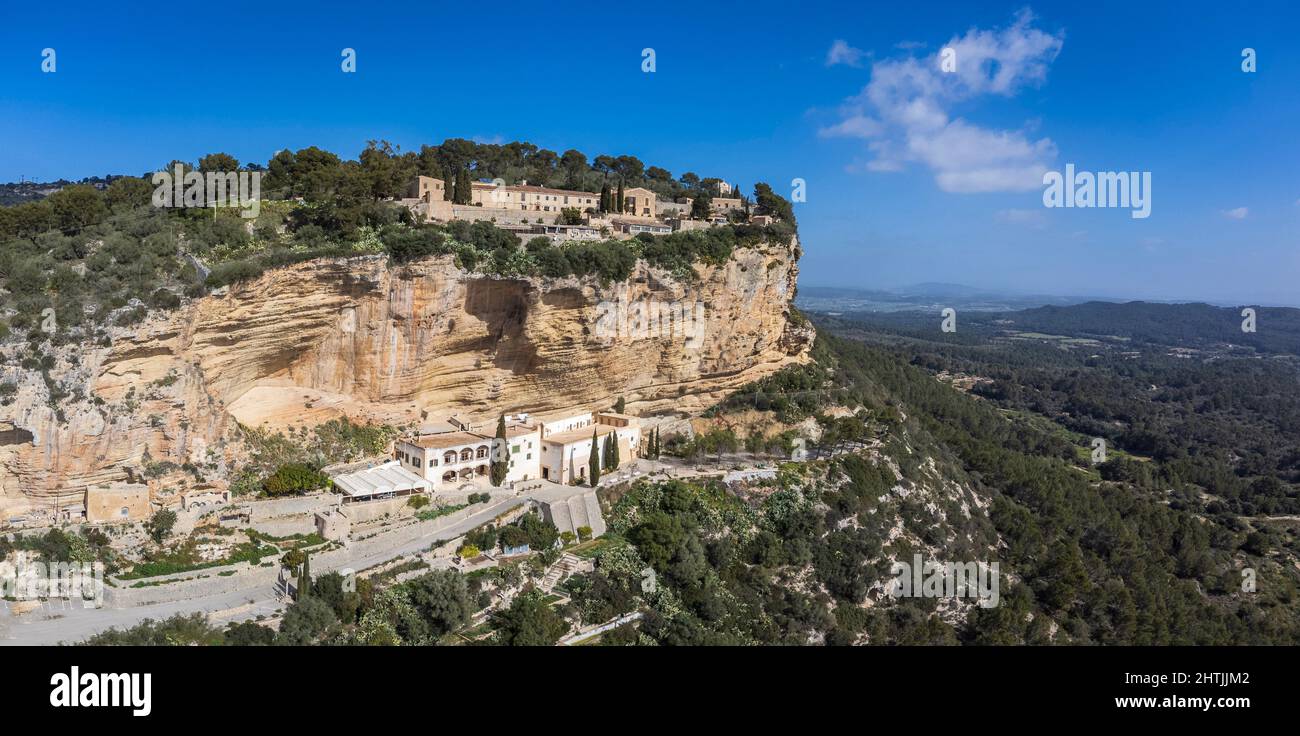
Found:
[331,461,432,498]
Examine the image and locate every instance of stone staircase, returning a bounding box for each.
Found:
[539,552,588,592]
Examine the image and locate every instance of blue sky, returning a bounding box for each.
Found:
[2,0,1297,305]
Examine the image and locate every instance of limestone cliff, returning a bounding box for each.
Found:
[0,238,812,514]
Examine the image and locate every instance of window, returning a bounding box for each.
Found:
[119,507,129,517]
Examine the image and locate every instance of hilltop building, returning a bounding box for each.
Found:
[401,174,759,240]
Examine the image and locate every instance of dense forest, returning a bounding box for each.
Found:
[815,306,1300,515]
[691,330,1300,644]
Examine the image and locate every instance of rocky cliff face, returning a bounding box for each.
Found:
[0,238,812,514]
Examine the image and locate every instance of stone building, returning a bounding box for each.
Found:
[84,482,150,523]
[622,187,658,218]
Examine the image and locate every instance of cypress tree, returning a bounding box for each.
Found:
[297,552,312,600]
[442,167,454,201]
[490,414,509,486]
[599,183,610,212]
[602,434,612,469]
[611,432,620,469]
[616,180,625,213]
[455,169,472,204]
[588,429,601,486]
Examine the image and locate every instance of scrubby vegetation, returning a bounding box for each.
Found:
[229,417,396,497]
[1,526,121,572]
[0,140,796,348]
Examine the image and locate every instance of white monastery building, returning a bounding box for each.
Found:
[394,411,641,491]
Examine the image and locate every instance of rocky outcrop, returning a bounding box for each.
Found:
[0,238,812,514]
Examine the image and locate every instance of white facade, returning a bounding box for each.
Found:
[395,435,494,490]
[396,411,640,491]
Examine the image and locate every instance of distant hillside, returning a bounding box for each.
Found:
[982,301,1300,356]
[796,284,1107,314]
[809,300,1300,357]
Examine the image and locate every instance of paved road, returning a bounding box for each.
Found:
[0,496,527,646]
[1,461,769,645]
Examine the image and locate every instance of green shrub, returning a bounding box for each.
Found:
[263,463,329,497]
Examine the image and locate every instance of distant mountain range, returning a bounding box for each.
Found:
[809,297,1300,357]
[796,284,1118,313]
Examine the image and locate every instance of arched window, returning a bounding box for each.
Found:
[460,448,473,462]
[476,445,489,459]
[443,451,457,464]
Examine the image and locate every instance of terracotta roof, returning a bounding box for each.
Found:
[404,432,491,450]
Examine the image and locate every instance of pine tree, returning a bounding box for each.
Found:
[588,429,601,486]
[490,414,509,486]
[297,552,312,600]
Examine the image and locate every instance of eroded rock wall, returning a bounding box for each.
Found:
[0,238,812,513]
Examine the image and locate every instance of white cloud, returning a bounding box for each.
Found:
[826,39,867,68]
[818,114,883,139]
[819,10,1064,193]
[1223,207,1249,220]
